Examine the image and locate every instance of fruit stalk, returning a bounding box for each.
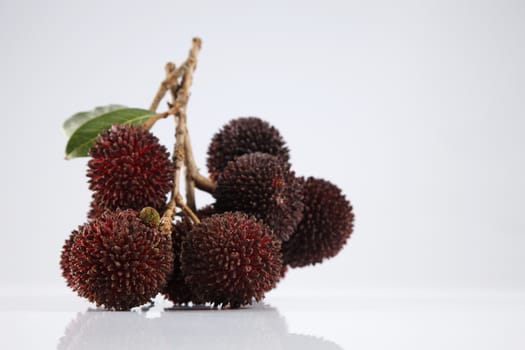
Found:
[164,62,180,102]
[184,130,217,193]
[149,62,184,112]
[141,110,170,130]
[184,143,197,211]
[159,38,202,233]
[161,59,199,210]
[143,62,181,129]
[176,38,216,194]
[161,58,197,212]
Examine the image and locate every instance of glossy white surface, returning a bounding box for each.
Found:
[1,291,524,349]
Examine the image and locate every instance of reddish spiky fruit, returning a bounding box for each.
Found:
[87,124,173,214]
[164,218,194,305]
[87,199,106,220]
[181,212,282,308]
[65,209,174,310]
[207,117,290,180]
[280,265,289,280]
[163,205,217,305]
[60,230,79,288]
[282,177,354,267]
[214,152,304,241]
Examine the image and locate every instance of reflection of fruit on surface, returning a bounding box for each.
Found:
[284,334,344,350]
[58,305,291,350]
[58,311,155,350]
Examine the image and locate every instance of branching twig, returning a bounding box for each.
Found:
[159,114,191,234]
[165,61,197,211]
[164,62,179,101]
[184,129,217,193]
[159,201,176,234]
[142,111,170,130]
[149,62,185,113]
[177,42,217,194]
[185,162,197,211]
[159,38,203,233]
[176,193,200,223]
[149,69,171,113]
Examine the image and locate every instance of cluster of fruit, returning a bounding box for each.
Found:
[60,39,354,311]
[60,117,354,310]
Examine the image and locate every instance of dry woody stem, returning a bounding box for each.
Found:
[163,63,198,211]
[142,111,170,130]
[165,62,179,101]
[184,132,217,193]
[158,37,209,233]
[184,146,197,211]
[149,62,184,112]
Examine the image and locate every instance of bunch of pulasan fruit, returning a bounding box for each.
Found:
[60,38,354,310]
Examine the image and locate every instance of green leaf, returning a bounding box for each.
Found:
[65,108,153,159]
[62,104,127,137]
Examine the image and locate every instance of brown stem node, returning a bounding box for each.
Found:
[142,111,170,130]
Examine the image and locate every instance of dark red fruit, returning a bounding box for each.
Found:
[207,117,290,180]
[163,206,216,305]
[214,152,303,241]
[87,198,106,220]
[280,265,288,280]
[282,177,354,267]
[65,209,174,310]
[163,218,195,305]
[60,230,79,288]
[181,212,282,308]
[87,124,172,214]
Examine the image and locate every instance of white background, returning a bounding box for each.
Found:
[0,0,524,348]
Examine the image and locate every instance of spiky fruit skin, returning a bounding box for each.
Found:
[87,199,105,221]
[280,265,288,280]
[65,209,174,310]
[214,152,304,241]
[282,177,354,267]
[207,117,290,180]
[87,124,173,214]
[181,212,282,308]
[164,218,194,305]
[60,230,79,288]
[163,205,217,305]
